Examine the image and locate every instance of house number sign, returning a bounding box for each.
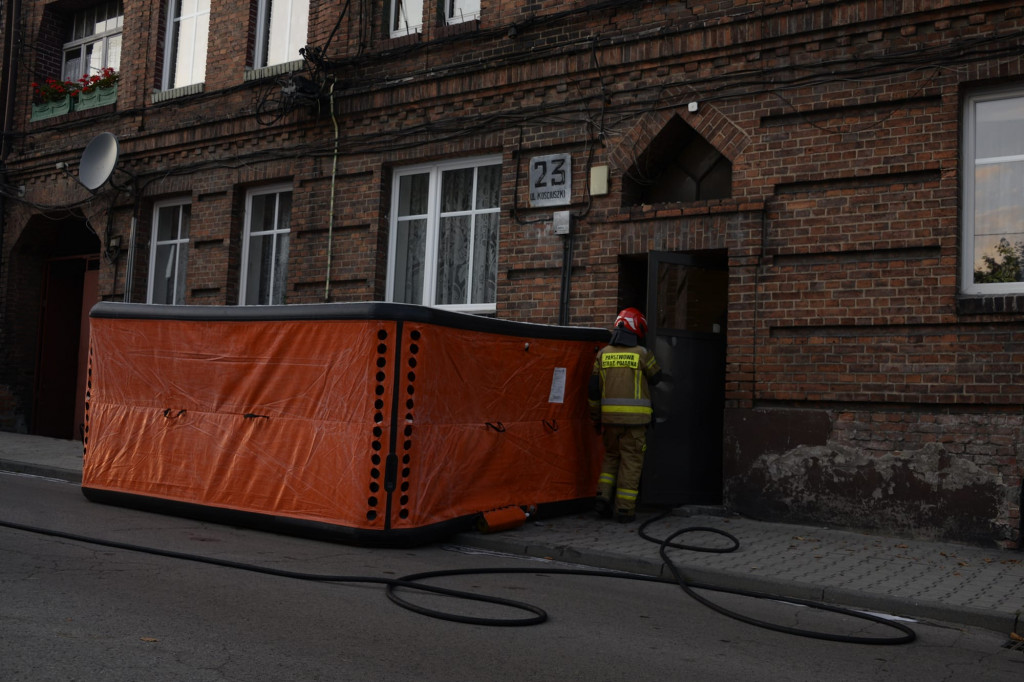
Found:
[529,154,571,207]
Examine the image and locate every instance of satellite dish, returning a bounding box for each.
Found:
[79,132,119,191]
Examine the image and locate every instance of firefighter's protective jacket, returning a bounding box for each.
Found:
[589,342,661,425]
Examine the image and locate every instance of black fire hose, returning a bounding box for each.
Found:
[0,513,915,644]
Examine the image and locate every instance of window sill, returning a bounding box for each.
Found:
[244,60,305,82]
[957,294,1024,315]
[152,82,204,104]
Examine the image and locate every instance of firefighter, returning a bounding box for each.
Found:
[588,307,662,523]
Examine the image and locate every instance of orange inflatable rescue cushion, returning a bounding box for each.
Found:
[82,301,608,546]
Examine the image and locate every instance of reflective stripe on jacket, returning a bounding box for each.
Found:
[590,344,660,425]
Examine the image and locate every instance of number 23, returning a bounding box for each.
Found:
[533,158,567,187]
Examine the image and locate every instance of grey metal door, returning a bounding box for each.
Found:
[640,251,727,505]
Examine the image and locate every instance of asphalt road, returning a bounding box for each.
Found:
[2,471,1021,681]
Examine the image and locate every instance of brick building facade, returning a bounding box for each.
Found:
[1,1,1021,547]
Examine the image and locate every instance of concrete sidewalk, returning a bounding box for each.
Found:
[1,431,1021,636]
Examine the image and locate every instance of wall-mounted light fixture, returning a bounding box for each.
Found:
[105,234,122,261]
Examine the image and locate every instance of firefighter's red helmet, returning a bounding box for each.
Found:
[614,307,647,339]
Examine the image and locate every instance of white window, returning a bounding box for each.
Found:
[147,199,191,305]
[62,1,123,81]
[390,0,423,38]
[446,0,480,25]
[254,0,309,68]
[163,0,210,90]
[962,87,1024,294]
[241,185,292,305]
[387,157,501,312]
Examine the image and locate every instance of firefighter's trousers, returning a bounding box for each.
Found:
[596,424,647,514]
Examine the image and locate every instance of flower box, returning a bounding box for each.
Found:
[75,83,118,111]
[30,95,72,121]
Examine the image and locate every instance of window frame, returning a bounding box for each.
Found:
[240,183,293,306]
[445,0,480,26]
[162,0,211,91]
[253,0,309,69]
[61,0,124,82]
[390,0,423,38]
[386,155,502,314]
[147,197,192,305]
[961,85,1024,296]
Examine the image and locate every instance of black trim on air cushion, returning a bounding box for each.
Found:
[81,487,596,547]
[89,301,610,343]
[81,487,478,548]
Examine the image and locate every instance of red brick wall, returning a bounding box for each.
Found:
[3,0,1023,545]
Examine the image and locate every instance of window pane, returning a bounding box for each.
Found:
[63,50,82,81]
[192,12,210,84]
[156,206,179,241]
[72,11,88,40]
[175,241,189,301]
[272,232,290,304]
[471,213,498,304]
[476,164,501,209]
[972,160,1024,282]
[244,190,290,304]
[250,193,277,232]
[436,215,470,305]
[398,173,429,216]
[178,204,192,239]
[277,192,292,230]
[245,232,290,305]
[106,34,122,71]
[152,244,176,304]
[976,96,1024,159]
[393,0,423,34]
[449,0,481,22]
[174,242,188,303]
[441,168,473,212]
[246,234,272,304]
[84,42,102,78]
[266,0,309,67]
[170,0,209,88]
[173,17,197,87]
[393,219,426,304]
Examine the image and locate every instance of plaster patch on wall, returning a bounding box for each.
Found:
[731,441,1009,546]
[760,442,999,494]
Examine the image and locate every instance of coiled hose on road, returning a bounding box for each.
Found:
[0,512,916,644]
